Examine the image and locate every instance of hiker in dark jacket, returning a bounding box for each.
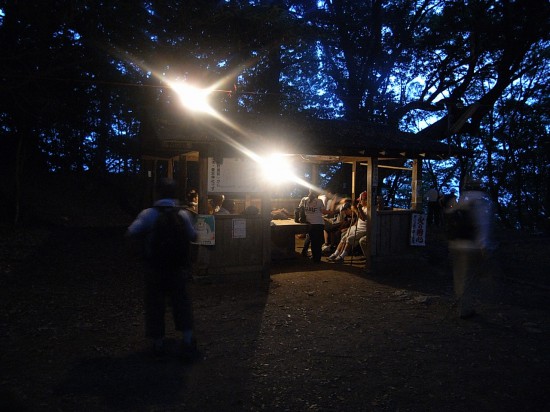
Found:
[447,180,493,319]
[126,178,199,360]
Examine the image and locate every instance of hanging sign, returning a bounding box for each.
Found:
[410,213,427,246]
[232,218,247,238]
[208,158,261,193]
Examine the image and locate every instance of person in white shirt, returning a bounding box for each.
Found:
[298,189,327,263]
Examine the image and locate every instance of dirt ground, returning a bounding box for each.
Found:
[1,224,549,411]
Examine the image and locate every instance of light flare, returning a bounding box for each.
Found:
[260,153,296,185]
[168,81,216,115]
[157,74,321,193]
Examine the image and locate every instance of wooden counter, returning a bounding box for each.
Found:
[192,214,270,280]
[270,219,310,260]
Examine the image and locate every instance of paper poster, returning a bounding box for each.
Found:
[232,218,246,238]
[192,214,215,245]
[410,213,427,246]
[208,157,261,193]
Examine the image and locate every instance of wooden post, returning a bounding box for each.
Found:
[411,158,422,212]
[152,159,159,202]
[351,161,358,201]
[167,157,174,179]
[141,158,155,207]
[261,190,272,278]
[198,147,209,214]
[311,163,319,187]
[178,154,188,200]
[365,157,378,272]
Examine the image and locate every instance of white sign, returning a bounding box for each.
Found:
[208,158,261,193]
[410,213,427,246]
[232,219,247,238]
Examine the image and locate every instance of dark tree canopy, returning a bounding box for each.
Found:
[0,0,549,229]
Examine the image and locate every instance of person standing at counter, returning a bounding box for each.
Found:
[299,189,327,263]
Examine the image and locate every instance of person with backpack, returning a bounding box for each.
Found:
[447,180,493,319]
[126,178,199,360]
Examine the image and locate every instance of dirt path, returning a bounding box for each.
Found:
[1,226,549,411]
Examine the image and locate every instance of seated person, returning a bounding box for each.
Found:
[243,205,259,215]
[320,189,343,250]
[328,192,368,262]
[209,194,225,214]
[322,199,352,254]
[184,189,199,214]
[216,198,235,215]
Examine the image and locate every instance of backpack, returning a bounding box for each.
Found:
[294,206,307,223]
[441,194,455,209]
[149,206,190,267]
[445,207,476,241]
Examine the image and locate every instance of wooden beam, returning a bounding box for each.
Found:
[378,164,413,171]
[411,158,422,212]
[351,161,358,201]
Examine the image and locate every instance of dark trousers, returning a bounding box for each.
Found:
[144,263,194,339]
[427,202,440,226]
[450,247,484,317]
[309,224,325,262]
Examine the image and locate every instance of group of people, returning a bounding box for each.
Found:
[125,177,494,361]
[299,187,370,263]
[185,190,249,216]
[208,193,238,215]
[299,179,495,319]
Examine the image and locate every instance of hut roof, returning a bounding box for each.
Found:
[140,106,466,161]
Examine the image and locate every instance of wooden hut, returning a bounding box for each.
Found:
[139,106,462,279]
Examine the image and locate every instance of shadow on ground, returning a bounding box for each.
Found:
[1,226,549,411]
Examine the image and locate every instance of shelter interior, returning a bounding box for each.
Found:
[139,111,459,279]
